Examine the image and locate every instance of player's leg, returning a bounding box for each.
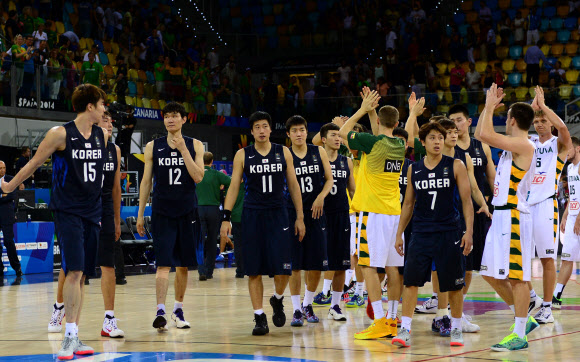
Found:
[553,260,574,308]
[98,228,124,338]
[326,212,350,321]
[300,214,327,323]
[249,275,269,335]
[204,205,221,279]
[170,266,190,329]
[268,208,292,331]
[314,270,333,305]
[554,218,580,308]
[49,269,66,333]
[289,270,304,326]
[150,211,175,330]
[153,267,171,330]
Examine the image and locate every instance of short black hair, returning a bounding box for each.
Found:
[249,111,272,128]
[285,115,308,133]
[572,136,580,147]
[419,122,447,141]
[320,123,340,139]
[162,102,187,118]
[508,102,534,131]
[438,119,458,131]
[448,104,470,119]
[392,127,408,141]
[71,83,107,114]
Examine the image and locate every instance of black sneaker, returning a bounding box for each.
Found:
[235,274,244,279]
[153,309,168,330]
[199,274,207,281]
[269,296,286,327]
[84,278,90,285]
[252,313,269,335]
[15,269,23,277]
[552,295,562,309]
[116,278,127,285]
[439,315,451,337]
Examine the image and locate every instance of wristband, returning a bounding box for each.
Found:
[222,210,232,222]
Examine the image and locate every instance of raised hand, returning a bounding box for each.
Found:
[535,85,545,109]
[360,89,381,113]
[410,96,426,117]
[485,83,505,110]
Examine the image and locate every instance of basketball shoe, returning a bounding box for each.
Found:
[48,304,65,333]
[101,315,125,337]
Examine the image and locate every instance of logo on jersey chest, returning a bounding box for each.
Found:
[532,173,547,184]
[108,151,113,160]
[443,167,449,176]
[72,149,102,160]
[474,147,481,156]
[275,152,281,161]
[414,178,450,190]
[536,146,554,155]
[250,163,283,173]
[95,136,101,148]
[312,154,318,163]
[295,164,320,175]
[384,159,402,173]
[158,157,184,166]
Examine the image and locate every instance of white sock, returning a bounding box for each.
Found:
[345,269,354,285]
[157,304,166,312]
[530,289,537,299]
[432,292,438,298]
[173,301,183,312]
[254,309,264,315]
[65,322,77,337]
[355,282,364,296]
[104,310,114,318]
[303,290,315,307]
[274,293,283,300]
[322,279,332,295]
[542,302,552,309]
[371,300,385,320]
[386,300,399,320]
[401,316,412,331]
[514,317,527,338]
[451,317,462,330]
[291,295,301,312]
[554,283,565,299]
[508,305,515,314]
[331,291,342,307]
[55,302,64,309]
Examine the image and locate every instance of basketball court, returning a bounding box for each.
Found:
[0,258,578,361]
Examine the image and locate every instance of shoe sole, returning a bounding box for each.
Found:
[57,355,74,360]
[75,350,94,355]
[328,315,347,321]
[415,309,437,314]
[48,327,63,333]
[392,338,410,347]
[101,330,125,338]
[252,328,269,335]
[490,345,528,352]
[291,322,304,327]
[176,325,191,329]
[306,319,319,323]
[537,318,555,324]
[552,305,561,310]
[450,341,464,346]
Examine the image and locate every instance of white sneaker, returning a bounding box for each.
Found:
[172,308,190,329]
[101,316,125,338]
[534,306,554,324]
[328,305,347,321]
[392,327,411,347]
[48,304,65,333]
[450,328,464,346]
[528,295,543,314]
[415,296,438,314]
[57,336,78,360]
[462,312,473,322]
[461,315,480,333]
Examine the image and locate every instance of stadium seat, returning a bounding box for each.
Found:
[466,11,478,24]
[151,99,160,109]
[138,70,147,82]
[540,19,550,33]
[94,40,104,52]
[110,42,119,55]
[102,41,111,54]
[540,44,551,56]
[522,72,527,85]
[478,104,485,114]
[516,59,527,72]
[127,81,137,97]
[551,18,563,30]
[262,16,273,26]
[509,45,522,59]
[504,87,515,99]
[543,6,556,18]
[560,85,573,99]
[502,59,515,72]
[551,43,564,57]
[231,17,242,31]
[436,90,445,102]
[273,4,283,15]
[487,0,498,10]
[107,53,116,66]
[519,8,529,18]
[460,1,473,12]
[290,35,301,48]
[565,17,578,31]
[544,31,557,44]
[561,56,573,69]
[85,38,94,49]
[498,0,510,10]
[492,11,502,24]
[466,103,478,116]
[458,24,470,37]
[439,76,450,89]
[536,0,548,6]
[125,96,135,106]
[512,0,523,7]
[128,69,139,80]
[453,13,466,25]
[524,0,536,6]
[523,45,531,55]
[444,91,453,103]
[158,100,167,110]
[496,46,509,59]
[572,56,580,69]
[475,61,487,73]
[566,43,579,55]
[539,71,549,85]
[104,65,114,77]
[461,62,471,72]
[508,72,522,87]
[566,70,579,83]
[112,65,118,75]
[146,71,155,84]
[55,21,65,33]
[437,105,450,114]
[557,5,570,18]
[279,35,289,48]
[136,81,145,97]
[135,97,143,108]
[79,38,88,50]
[515,87,528,100]
[558,30,571,43]
[529,87,536,97]
[183,102,193,113]
[572,31,580,42]
[262,4,272,15]
[573,85,580,97]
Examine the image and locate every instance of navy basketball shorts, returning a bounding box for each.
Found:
[325,211,351,271]
[54,211,100,277]
[241,207,292,276]
[466,211,489,271]
[404,229,465,292]
[151,209,201,268]
[288,207,328,271]
[398,225,412,275]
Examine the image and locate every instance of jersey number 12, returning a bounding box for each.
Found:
[169,168,182,185]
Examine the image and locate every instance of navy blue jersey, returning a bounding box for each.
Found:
[243,143,287,209]
[50,121,106,224]
[399,158,412,205]
[411,155,459,232]
[152,136,197,217]
[285,144,325,210]
[325,154,350,213]
[101,142,118,218]
[455,138,488,201]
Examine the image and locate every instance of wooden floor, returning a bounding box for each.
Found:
[1,259,580,361]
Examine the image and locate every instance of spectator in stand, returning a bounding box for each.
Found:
[78,1,92,38]
[549,61,566,85]
[20,36,36,97]
[408,36,420,62]
[192,78,208,114]
[154,55,168,97]
[81,52,104,87]
[498,12,512,46]
[32,23,48,49]
[337,59,351,88]
[199,59,210,88]
[114,56,128,103]
[449,59,465,104]
[45,21,57,48]
[385,24,397,51]
[487,26,496,61]
[494,63,505,87]
[524,40,548,87]
[207,45,219,70]
[373,57,385,84]
[222,57,238,89]
[482,64,494,93]
[355,58,370,82]
[113,8,123,40]
[526,6,540,45]
[21,6,34,36]
[240,68,253,116]
[216,76,232,116]
[145,29,164,66]
[33,40,49,99]
[514,11,525,45]
[545,78,559,110]
[479,1,492,23]
[83,45,101,63]
[5,11,20,42]
[59,31,80,51]
[47,49,63,100]
[466,62,481,105]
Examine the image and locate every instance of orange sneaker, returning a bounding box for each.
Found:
[386,318,398,338]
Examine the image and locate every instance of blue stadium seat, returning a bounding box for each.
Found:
[446,25,453,36]
[511,0,523,7]
[565,17,578,31]
[574,85,580,97]
[551,18,563,30]
[127,81,137,97]
[506,9,516,20]
[146,71,155,84]
[543,6,556,17]
[290,35,302,48]
[241,6,250,17]
[275,14,284,25]
[93,39,104,52]
[487,0,498,10]
[492,10,502,23]
[540,18,550,32]
[508,72,522,87]
[536,0,548,5]
[220,8,229,18]
[473,0,481,11]
[251,6,261,17]
[558,30,571,43]
[317,0,328,12]
[265,26,277,37]
[572,56,580,69]
[466,103,478,115]
[509,45,523,59]
[229,0,240,6]
[253,16,263,26]
[267,36,278,49]
[219,0,228,6]
[453,13,465,25]
[99,51,108,65]
[254,25,265,35]
[308,12,320,24]
[459,24,470,37]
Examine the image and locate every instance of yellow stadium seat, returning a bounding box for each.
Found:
[523,45,531,56]
[55,21,65,34]
[502,59,515,72]
[112,65,118,75]
[436,63,447,75]
[102,41,111,54]
[551,44,564,57]
[475,61,487,73]
[496,35,502,46]
[158,100,167,110]
[448,62,456,73]
[142,98,151,109]
[128,69,139,80]
[515,87,528,101]
[437,90,445,102]
[499,0,511,9]
[560,56,572,69]
[439,76,450,89]
[566,43,578,55]
[104,65,114,77]
[478,104,485,114]
[503,87,515,99]
[135,97,143,107]
[539,71,549,86]
[110,42,119,55]
[125,96,135,105]
[107,94,116,103]
[444,90,453,103]
[107,53,116,66]
[437,105,450,114]
[151,99,160,109]
[572,31,580,42]
[79,38,87,50]
[560,85,573,99]
[566,70,579,83]
[85,37,94,49]
[529,87,536,98]
[183,102,193,113]
[496,46,509,60]
[461,62,470,73]
[145,83,155,98]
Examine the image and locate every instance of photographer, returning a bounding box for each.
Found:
[110,103,137,164]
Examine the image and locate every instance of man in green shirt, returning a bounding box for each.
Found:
[81,52,103,86]
[196,152,231,281]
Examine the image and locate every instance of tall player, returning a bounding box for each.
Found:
[553,137,580,307]
[136,102,205,331]
[285,116,333,326]
[2,84,108,359]
[320,122,356,320]
[339,90,406,340]
[220,111,305,335]
[48,111,124,339]
[527,86,572,323]
[476,84,538,352]
[448,104,496,303]
[392,122,474,348]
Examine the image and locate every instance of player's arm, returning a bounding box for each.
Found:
[312,116,349,147]
[455,159,474,256]
[347,158,356,199]
[136,141,154,236]
[482,142,497,189]
[395,164,415,256]
[534,86,573,158]
[312,146,334,219]
[113,145,122,241]
[284,146,306,241]
[220,149,244,239]
[1,126,65,193]
[339,89,380,141]
[359,87,380,136]
[465,154,492,218]
[176,138,204,183]
[404,92,425,148]
[561,202,569,233]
